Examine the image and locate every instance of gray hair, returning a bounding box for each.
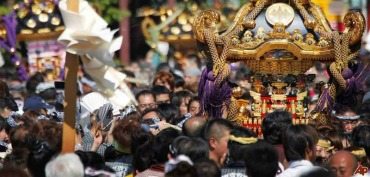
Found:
[45,153,84,177]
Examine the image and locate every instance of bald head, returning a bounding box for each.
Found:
[329,151,358,177]
[182,116,207,137]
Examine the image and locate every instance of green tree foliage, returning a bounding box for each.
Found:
[88,0,130,24]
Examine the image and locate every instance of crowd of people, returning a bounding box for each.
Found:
[0,51,369,177]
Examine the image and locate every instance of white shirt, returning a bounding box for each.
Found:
[277,160,319,177]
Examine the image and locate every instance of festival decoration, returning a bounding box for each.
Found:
[0,13,28,80]
[193,0,366,132]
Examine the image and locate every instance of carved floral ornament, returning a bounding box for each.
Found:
[192,0,365,75]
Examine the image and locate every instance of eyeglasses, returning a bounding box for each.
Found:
[157,100,171,104]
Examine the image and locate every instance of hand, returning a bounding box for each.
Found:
[91,130,103,152]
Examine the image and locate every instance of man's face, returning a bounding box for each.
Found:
[189,101,200,116]
[212,130,230,166]
[142,111,159,121]
[155,94,170,104]
[138,95,156,112]
[330,155,356,177]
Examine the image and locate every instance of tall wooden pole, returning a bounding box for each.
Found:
[62,0,79,153]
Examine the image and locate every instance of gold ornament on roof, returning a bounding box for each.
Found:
[193,0,366,123]
[265,3,295,26]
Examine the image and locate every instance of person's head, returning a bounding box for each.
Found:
[152,85,171,104]
[174,74,185,92]
[153,71,175,92]
[45,153,84,177]
[0,97,18,118]
[329,151,358,177]
[334,105,361,134]
[188,96,201,116]
[165,161,198,177]
[227,126,257,164]
[135,90,156,113]
[283,125,318,162]
[0,168,30,177]
[36,82,56,104]
[184,67,201,92]
[157,103,179,124]
[26,72,44,95]
[351,125,370,148]
[169,136,209,162]
[141,108,161,122]
[194,158,220,177]
[316,138,335,164]
[23,96,51,115]
[262,110,292,145]
[299,167,335,177]
[152,128,181,164]
[244,141,279,177]
[182,116,207,137]
[172,90,193,116]
[0,118,10,142]
[74,150,105,170]
[112,118,141,154]
[0,80,10,97]
[203,118,234,167]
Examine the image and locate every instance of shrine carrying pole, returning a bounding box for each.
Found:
[62,0,79,153]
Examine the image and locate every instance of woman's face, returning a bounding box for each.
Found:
[0,107,12,118]
[0,129,8,142]
[179,97,191,116]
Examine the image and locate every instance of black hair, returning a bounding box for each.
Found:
[187,96,200,115]
[170,136,209,162]
[351,125,370,159]
[244,140,279,177]
[194,158,221,177]
[38,88,57,103]
[227,126,256,166]
[174,74,185,88]
[203,118,233,141]
[27,138,57,177]
[152,85,171,96]
[283,125,318,162]
[133,128,179,172]
[135,89,155,101]
[0,168,30,177]
[26,72,44,94]
[141,108,160,121]
[172,90,193,108]
[262,110,292,145]
[299,167,335,177]
[0,117,11,134]
[0,97,18,112]
[152,128,180,164]
[156,62,171,73]
[75,150,105,170]
[157,103,179,124]
[165,161,198,177]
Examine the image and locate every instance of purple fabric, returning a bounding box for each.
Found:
[315,87,334,113]
[198,67,232,119]
[0,13,28,80]
[353,61,370,93]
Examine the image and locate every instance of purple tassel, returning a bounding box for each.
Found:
[198,67,232,119]
[315,87,333,113]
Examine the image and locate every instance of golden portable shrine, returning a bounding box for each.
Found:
[193,0,366,136]
[0,0,65,80]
